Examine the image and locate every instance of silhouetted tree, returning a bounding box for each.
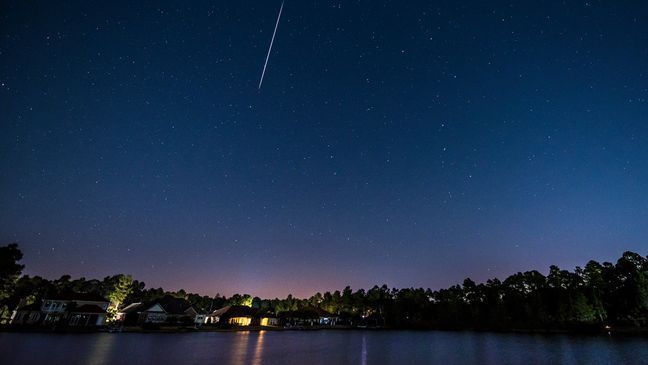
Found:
[105,274,133,321]
[0,243,24,322]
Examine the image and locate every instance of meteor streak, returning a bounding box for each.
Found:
[258,1,284,90]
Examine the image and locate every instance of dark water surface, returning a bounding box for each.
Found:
[0,330,646,365]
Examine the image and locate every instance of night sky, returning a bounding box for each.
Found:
[1,1,647,298]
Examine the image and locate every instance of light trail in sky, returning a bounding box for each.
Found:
[258,1,284,90]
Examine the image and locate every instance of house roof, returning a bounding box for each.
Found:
[119,296,197,315]
[17,302,41,311]
[46,291,109,303]
[73,305,107,314]
[155,295,195,315]
[208,305,254,318]
[119,302,145,314]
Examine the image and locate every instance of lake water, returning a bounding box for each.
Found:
[0,330,646,365]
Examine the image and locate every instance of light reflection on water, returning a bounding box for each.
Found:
[229,331,250,365]
[251,330,265,365]
[0,330,646,365]
[85,333,116,365]
[360,334,367,365]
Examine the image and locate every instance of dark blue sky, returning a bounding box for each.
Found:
[1,1,647,298]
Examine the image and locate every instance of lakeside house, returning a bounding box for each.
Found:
[10,303,42,325]
[205,306,336,328]
[260,313,279,327]
[205,305,255,326]
[11,291,109,327]
[279,307,338,327]
[117,295,204,326]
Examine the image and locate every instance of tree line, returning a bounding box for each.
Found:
[0,243,646,330]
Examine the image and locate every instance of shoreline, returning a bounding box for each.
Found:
[2,325,647,337]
